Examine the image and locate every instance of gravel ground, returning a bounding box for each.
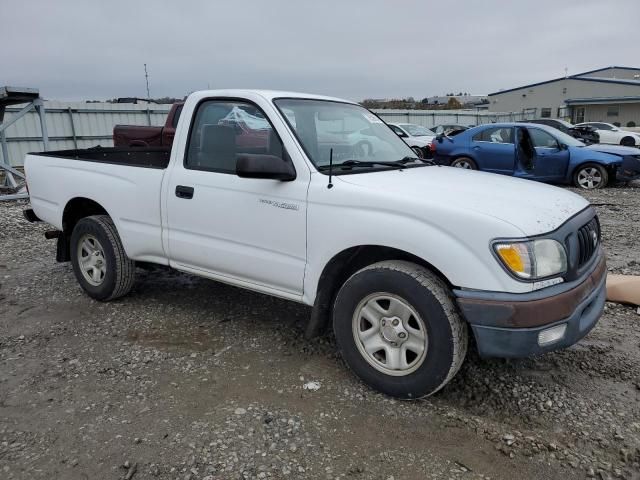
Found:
[1,184,639,480]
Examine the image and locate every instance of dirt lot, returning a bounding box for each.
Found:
[1,185,639,480]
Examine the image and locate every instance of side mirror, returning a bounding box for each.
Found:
[396,131,407,138]
[559,143,568,150]
[236,154,296,181]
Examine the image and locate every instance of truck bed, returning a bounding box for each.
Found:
[36,146,171,169]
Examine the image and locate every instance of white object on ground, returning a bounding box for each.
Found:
[303,381,321,391]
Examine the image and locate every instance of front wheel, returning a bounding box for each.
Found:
[70,215,136,301]
[573,163,608,189]
[450,157,477,169]
[333,261,468,399]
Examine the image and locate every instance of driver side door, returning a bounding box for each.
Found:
[527,127,569,179]
[164,99,309,298]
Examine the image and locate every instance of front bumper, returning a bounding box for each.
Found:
[454,252,606,358]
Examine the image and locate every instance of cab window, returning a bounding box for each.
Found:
[185,100,285,173]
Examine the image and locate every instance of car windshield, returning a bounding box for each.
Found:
[274,98,420,170]
[551,128,585,147]
[399,124,435,136]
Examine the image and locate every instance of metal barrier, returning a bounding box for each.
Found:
[0,87,49,200]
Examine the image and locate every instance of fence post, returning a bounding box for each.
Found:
[34,99,49,151]
[67,107,78,149]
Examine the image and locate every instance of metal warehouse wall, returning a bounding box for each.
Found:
[372,109,532,128]
[1,101,172,166]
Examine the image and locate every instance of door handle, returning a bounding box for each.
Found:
[472,146,480,150]
[175,185,194,199]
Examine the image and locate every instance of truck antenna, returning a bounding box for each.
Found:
[327,148,334,189]
[144,63,151,100]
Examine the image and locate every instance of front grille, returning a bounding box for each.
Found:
[576,216,600,268]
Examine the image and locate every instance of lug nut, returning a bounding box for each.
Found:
[392,319,399,326]
[381,319,386,326]
[398,332,406,339]
[390,342,397,346]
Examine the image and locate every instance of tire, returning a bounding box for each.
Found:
[620,136,636,147]
[411,146,424,158]
[333,260,468,399]
[70,215,136,301]
[573,163,608,190]
[450,157,477,170]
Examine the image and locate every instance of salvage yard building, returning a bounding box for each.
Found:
[488,66,640,127]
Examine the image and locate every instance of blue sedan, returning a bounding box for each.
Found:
[431,122,638,189]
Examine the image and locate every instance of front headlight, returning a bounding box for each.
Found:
[494,239,567,280]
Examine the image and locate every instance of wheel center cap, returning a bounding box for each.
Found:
[380,316,408,345]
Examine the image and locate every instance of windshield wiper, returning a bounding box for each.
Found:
[318,159,404,171]
[400,156,436,166]
[317,157,432,171]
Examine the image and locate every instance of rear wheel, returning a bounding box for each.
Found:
[450,157,477,170]
[70,215,136,301]
[573,163,608,189]
[333,260,467,399]
[620,136,636,147]
[411,146,424,158]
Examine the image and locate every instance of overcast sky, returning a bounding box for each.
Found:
[1,0,638,102]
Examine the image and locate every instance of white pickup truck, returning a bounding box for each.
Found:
[24,90,607,398]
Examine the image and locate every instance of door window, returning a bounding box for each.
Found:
[574,107,585,124]
[528,129,559,148]
[185,100,285,173]
[472,127,513,144]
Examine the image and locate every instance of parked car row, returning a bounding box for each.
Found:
[431,122,640,189]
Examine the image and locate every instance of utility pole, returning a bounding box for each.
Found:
[144,63,151,100]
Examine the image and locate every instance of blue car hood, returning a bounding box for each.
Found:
[585,144,640,156]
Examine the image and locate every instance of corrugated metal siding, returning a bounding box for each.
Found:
[1,101,171,166]
[582,103,640,127]
[372,109,531,128]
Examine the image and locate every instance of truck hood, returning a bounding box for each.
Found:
[336,166,589,236]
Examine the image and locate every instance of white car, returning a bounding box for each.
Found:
[574,122,640,147]
[388,123,436,157]
[23,89,606,399]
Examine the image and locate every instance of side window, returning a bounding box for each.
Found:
[540,108,551,118]
[389,125,404,136]
[594,123,612,130]
[528,128,558,148]
[185,100,285,173]
[473,127,513,144]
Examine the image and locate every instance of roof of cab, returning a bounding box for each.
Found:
[189,89,356,104]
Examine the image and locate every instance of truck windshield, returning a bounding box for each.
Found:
[274,98,419,171]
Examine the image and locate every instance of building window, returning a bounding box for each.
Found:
[562,87,567,94]
[607,106,619,117]
[540,108,552,118]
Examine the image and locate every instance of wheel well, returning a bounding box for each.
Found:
[305,245,452,339]
[620,136,635,144]
[571,162,617,186]
[58,198,108,262]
